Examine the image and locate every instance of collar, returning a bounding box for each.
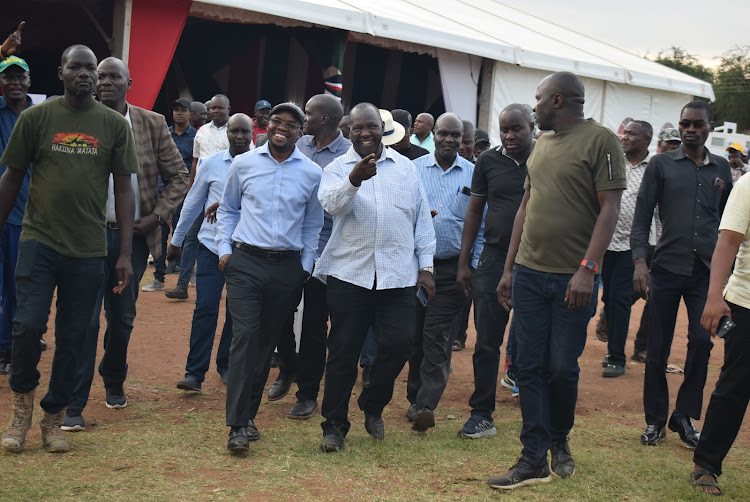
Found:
[627,153,650,168]
[169,124,195,136]
[0,94,33,111]
[303,131,347,153]
[209,120,227,130]
[674,145,712,166]
[222,149,234,162]
[498,139,535,166]
[342,144,399,164]
[257,142,306,163]
[124,105,132,128]
[413,132,433,143]
[424,152,463,172]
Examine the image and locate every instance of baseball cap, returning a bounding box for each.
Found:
[270,102,305,127]
[475,129,490,146]
[172,98,192,111]
[0,56,30,73]
[658,128,680,142]
[255,100,272,110]
[726,142,746,155]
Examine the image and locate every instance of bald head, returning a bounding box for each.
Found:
[98,57,130,78]
[59,45,98,103]
[304,94,345,136]
[61,44,95,66]
[95,57,132,112]
[544,72,585,106]
[435,113,462,131]
[434,113,463,163]
[413,112,434,140]
[534,71,586,131]
[209,94,230,127]
[227,113,254,156]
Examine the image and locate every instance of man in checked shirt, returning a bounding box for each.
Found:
[314,102,436,452]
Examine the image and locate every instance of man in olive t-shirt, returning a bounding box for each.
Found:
[0,45,138,454]
[488,72,625,490]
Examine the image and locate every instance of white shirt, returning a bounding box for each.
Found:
[105,107,140,223]
[193,121,230,160]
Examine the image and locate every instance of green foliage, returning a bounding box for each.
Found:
[653,46,714,84]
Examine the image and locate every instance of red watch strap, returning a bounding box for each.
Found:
[581,259,598,272]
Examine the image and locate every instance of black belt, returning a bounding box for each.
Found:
[233,242,300,261]
[106,222,119,230]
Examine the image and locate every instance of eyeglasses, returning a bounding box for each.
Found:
[269,117,300,130]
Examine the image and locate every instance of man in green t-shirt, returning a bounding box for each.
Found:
[488,72,625,490]
[0,44,139,454]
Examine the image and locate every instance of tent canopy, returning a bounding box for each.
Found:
[194,0,714,100]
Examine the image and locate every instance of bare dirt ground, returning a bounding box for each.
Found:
[2,267,747,448]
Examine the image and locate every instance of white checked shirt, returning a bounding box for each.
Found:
[609,155,658,251]
[314,146,436,290]
[193,121,230,160]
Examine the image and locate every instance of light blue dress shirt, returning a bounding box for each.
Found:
[314,145,436,290]
[216,143,324,273]
[172,149,233,256]
[414,153,484,267]
[295,131,352,256]
[410,132,435,153]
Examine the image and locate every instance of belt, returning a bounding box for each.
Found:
[106,222,119,230]
[233,242,300,261]
[434,256,459,265]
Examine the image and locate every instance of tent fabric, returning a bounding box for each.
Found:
[128,0,192,109]
[193,0,713,99]
[437,49,483,124]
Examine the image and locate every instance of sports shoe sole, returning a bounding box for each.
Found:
[458,426,497,439]
[500,376,515,390]
[60,424,85,432]
[165,291,188,299]
[489,474,552,490]
[105,401,127,410]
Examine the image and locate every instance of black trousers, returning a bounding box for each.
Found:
[454,292,472,345]
[601,250,634,367]
[694,301,750,476]
[406,258,466,410]
[644,259,713,425]
[224,248,306,426]
[469,249,510,419]
[321,277,416,437]
[633,245,655,354]
[295,277,329,401]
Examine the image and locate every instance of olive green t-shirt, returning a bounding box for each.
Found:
[0,98,139,257]
[516,119,626,274]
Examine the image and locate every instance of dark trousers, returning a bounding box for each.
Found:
[601,250,634,367]
[10,240,105,413]
[407,258,465,410]
[0,223,22,351]
[512,264,598,466]
[321,277,416,437]
[633,246,655,354]
[295,277,329,401]
[176,213,203,289]
[694,301,750,476]
[454,292,472,346]
[359,327,378,367]
[70,230,149,410]
[152,222,170,283]
[469,249,511,419]
[184,245,233,382]
[644,260,713,425]
[277,311,299,378]
[224,248,305,426]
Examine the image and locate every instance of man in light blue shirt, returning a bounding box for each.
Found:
[410,112,435,152]
[167,114,254,393]
[216,103,324,452]
[407,113,482,432]
[314,103,436,452]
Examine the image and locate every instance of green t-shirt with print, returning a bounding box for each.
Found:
[0,97,139,257]
[516,119,627,274]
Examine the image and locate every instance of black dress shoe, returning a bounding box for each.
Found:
[176,376,202,392]
[321,433,343,452]
[412,407,435,432]
[247,419,260,442]
[668,413,700,448]
[227,427,249,451]
[364,413,385,440]
[641,424,666,445]
[405,403,418,422]
[288,399,318,419]
[268,375,293,401]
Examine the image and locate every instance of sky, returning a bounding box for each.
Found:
[499,0,750,68]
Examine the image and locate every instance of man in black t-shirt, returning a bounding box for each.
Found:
[391,109,429,161]
[456,104,534,439]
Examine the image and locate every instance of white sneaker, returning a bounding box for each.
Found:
[141,279,165,292]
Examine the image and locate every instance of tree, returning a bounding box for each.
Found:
[652,46,714,85]
[713,46,750,132]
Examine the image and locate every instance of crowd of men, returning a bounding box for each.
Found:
[1,27,750,496]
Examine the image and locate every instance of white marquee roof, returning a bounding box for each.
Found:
[195,0,714,99]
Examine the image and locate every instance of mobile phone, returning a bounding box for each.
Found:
[416,286,429,307]
[716,315,736,338]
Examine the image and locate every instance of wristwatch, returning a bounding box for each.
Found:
[580,259,598,272]
[419,266,434,276]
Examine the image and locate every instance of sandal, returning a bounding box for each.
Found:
[691,468,722,496]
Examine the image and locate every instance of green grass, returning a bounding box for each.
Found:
[3,395,749,501]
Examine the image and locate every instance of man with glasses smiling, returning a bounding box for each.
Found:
[216,102,323,452]
[632,101,732,448]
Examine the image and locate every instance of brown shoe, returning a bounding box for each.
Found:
[2,390,35,452]
[595,310,608,342]
[40,408,71,453]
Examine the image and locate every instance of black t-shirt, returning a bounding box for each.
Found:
[394,143,429,161]
[470,146,528,253]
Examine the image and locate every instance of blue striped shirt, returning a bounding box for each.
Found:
[171,149,232,256]
[414,153,484,266]
[314,146,436,290]
[216,143,324,273]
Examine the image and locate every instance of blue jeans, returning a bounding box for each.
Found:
[10,240,105,413]
[69,230,150,411]
[184,245,233,382]
[0,223,22,351]
[177,213,203,289]
[512,264,599,466]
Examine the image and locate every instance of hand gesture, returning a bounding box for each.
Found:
[348,153,377,187]
[1,22,25,57]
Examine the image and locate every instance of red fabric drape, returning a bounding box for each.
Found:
[127,0,191,109]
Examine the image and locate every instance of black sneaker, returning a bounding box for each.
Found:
[61,409,86,432]
[488,457,552,490]
[105,385,128,409]
[165,286,188,300]
[550,438,575,478]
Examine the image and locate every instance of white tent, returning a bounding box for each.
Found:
[192,0,713,141]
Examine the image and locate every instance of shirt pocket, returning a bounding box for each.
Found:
[449,191,470,220]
